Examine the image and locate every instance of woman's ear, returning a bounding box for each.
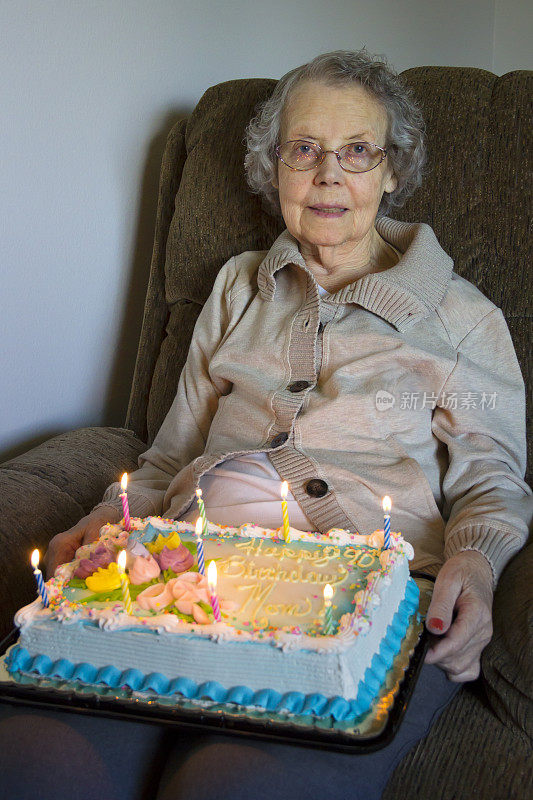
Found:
[384,171,397,194]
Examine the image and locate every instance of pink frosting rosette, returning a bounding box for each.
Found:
[168,572,237,624]
[156,544,194,573]
[128,554,161,585]
[74,543,115,579]
[136,581,174,612]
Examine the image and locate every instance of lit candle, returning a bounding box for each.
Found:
[195,488,209,538]
[117,550,133,615]
[195,517,206,576]
[120,473,131,532]
[280,481,291,543]
[30,550,49,608]
[382,495,392,550]
[323,583,334,635]
[207,560,221,623]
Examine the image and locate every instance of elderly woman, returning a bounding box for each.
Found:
[4,50,531,800]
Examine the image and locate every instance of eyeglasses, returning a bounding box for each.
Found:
[275,139,387,174]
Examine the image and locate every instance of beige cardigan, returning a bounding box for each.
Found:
[100,217,532,582]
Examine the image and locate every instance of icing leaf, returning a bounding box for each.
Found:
[197,601,213,617]
[68,577,88,589]
[166,607,196,624]
[79,588,124,605]
[129,578,161,601]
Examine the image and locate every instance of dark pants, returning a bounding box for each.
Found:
[0,665,459,800]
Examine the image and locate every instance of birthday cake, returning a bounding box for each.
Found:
[7,518,419,722]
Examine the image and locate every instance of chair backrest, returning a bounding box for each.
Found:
[126,67,532,481]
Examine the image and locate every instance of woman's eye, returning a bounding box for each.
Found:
[295,143,314,155]
[345,143,368,156]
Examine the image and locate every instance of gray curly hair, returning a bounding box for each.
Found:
[244,49,426,218]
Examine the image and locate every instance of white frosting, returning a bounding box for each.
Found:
[13,518,416,705]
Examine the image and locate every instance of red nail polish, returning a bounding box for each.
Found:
[428,617,444,631]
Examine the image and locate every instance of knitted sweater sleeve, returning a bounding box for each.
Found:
[432,307,532,585]
[96,259,236,518]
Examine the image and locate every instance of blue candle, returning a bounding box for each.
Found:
[195,517,206,576]
[31,549,50,608]
[382,496,392,549]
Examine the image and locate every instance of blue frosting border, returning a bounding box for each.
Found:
[7,578,419,722]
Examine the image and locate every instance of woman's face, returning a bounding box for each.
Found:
[274,81,397,259]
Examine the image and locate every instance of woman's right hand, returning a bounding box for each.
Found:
[44,506,121,579]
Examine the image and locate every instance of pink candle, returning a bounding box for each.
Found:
[120,473,131,531]
[207,561,222,623]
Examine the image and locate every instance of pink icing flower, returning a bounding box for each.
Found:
[128,554,161,585]
[156,544,194,573]
[136,582,174,611]
[168,572,237,621]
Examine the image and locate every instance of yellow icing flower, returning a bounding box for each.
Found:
[85,562,123,593]
[145,531,181,555]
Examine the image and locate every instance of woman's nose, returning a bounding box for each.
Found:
[313,151,345,185]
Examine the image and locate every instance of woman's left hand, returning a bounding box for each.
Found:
[424,550,494,682]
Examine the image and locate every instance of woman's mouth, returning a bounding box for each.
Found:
[309,205,348,218]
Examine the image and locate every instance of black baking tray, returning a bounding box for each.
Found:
[0,572,434,753]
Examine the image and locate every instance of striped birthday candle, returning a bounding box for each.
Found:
[207,560,222,622]
[195,517,206,576]
[30,550,50,608]
[382,496,392,549]
[196,488,209,538]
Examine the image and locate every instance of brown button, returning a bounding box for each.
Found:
[288,380,310,393]
[270,432,289,448]
[305,479,328,498]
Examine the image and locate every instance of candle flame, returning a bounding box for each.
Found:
[382,495,392,513]
[31,549,40,569]
[121,473,128,491]
[117,549,127,572]
[196,488,202,498]
[324,583,333,601]
[207,560,217,591]
[195,517,203,537]
[281,480,289,499]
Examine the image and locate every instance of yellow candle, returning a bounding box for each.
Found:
[117,550,133,615]
[280,481,291,543]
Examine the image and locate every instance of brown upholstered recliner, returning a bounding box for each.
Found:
[1,67,531,798]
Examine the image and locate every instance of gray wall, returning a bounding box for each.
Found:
[1,0,530,460]
[493,0,533,73]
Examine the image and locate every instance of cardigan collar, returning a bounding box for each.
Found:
[256,217,454,332]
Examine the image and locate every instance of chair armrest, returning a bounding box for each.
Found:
[1,427,146,514]
[482,541,533,739]
[0,427,146,640]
